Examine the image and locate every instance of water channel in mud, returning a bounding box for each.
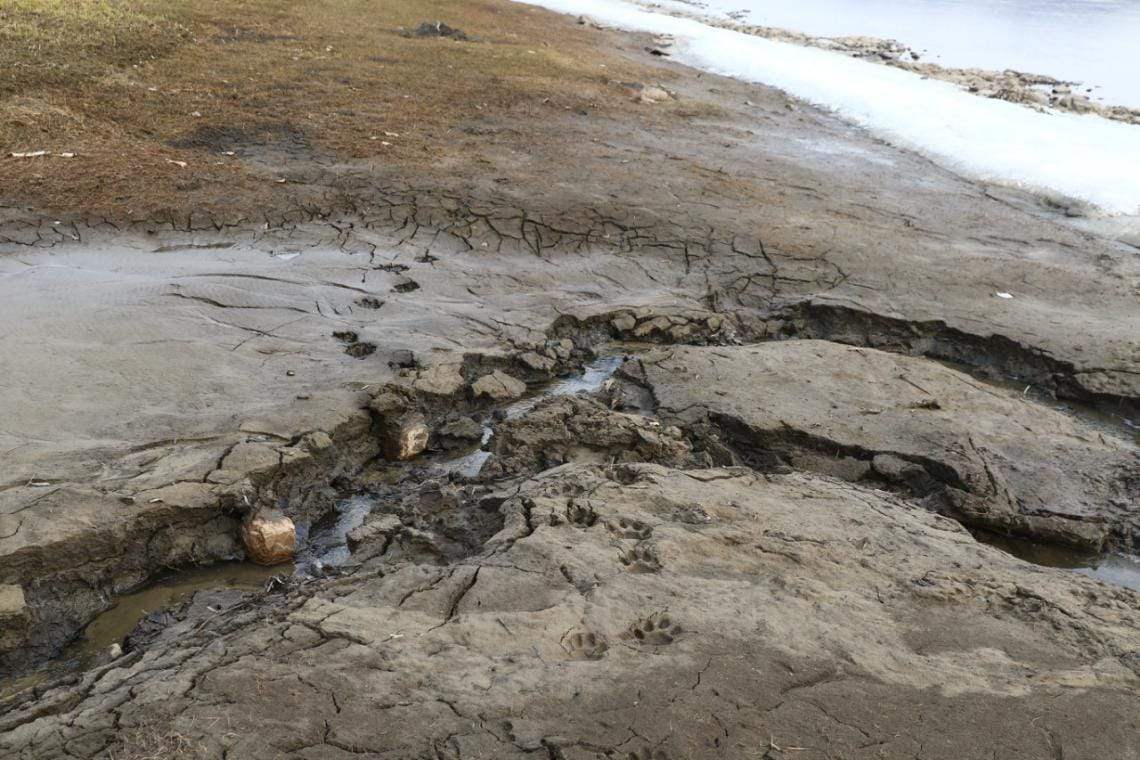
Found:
[0,563,285,699]
[4,344,1137,700]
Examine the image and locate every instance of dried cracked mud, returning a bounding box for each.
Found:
[1,2,1138,758]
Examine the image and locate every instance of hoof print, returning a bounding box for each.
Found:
[629,612,681,646]
[561,628,609,660]
[606,516,652,540]
[619,545,661,573]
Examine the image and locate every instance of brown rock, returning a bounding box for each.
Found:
[370,389,410,415]
[611,313,636,332]
[633,315,673,337]
[484,395,693,475]
[303,431,334,452]
[240,509,295,566]
[439,416,485,441]
[345,514,403,553]
[381,412,430,460]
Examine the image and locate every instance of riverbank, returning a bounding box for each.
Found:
[1,1,1138,757]
[524,0,1140,220]
[626,0,1140,120]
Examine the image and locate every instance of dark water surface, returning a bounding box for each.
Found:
[976,530,1140,591]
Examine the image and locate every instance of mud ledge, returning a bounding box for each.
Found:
[0,402,377,674]
[2,460,1139,759]
[774,302,1140,417]
[2,298,1135,677]
[552,306,1140,417]
[1,2,1138,750]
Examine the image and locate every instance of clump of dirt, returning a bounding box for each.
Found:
[483,395,694,476]
[411,20,469,41]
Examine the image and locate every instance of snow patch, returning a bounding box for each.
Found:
[523,0,1140,215]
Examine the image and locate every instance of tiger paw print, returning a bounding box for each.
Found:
[619,544,662,573]
[561,628,609,660]
[606,516,652,540]
[629,612,681,646]
[566,499,600,528]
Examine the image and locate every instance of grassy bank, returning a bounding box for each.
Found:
[0,0,190,92]
[0,0,656,219]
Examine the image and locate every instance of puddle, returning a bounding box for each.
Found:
[1078,553,1140,591]
[974,530,1140,592]
[1,562,283,700]
[294,493,375,574]
[505,354,627,420]
[79,563,285,653]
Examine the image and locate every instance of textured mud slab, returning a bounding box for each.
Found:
[483,395,694,475]
[618,342,1140,550]
[2,464,1138,758]
[1,0,1138,753]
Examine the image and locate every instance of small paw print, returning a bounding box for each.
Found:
[566,499,599,528]
[561,628,609,660]
[629,612,681,646]
[619,544,661,573]
[606,516,652,540]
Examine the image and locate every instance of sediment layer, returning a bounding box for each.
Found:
[0,1,1137,756]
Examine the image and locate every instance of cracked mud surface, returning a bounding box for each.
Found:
[1,0,1138,756]
[617,342,1140,551]
[3,465,1140,758]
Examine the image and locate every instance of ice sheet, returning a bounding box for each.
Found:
[520,0,1140,215]
[669,0,1140,109]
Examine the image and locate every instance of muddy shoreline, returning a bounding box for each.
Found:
[1,2,1138,757]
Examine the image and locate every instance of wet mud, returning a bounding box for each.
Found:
[1,3,1138,756]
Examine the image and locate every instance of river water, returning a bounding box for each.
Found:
[679,0,1140,108]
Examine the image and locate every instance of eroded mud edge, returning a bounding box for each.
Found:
[1,289,1135,685]
[0,179,1137,420]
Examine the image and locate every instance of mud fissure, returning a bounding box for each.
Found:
[2,318,1135,702]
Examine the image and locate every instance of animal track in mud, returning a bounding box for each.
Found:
[391,277,420,293]
[355,296,384,310]
[629,612,682,646]
[562,628,609,660]
[332,330,377,358]
[344,342,377,358]
[619,544,662,573]
[566,499,600,528]
[671,503,711,525]
[606,516,653,540]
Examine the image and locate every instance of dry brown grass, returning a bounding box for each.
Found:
[0,0,659,221]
